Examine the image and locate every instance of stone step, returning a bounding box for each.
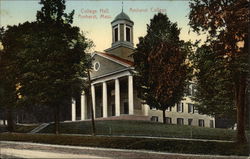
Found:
[29,123,50,133]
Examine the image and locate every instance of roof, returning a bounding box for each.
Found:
[94,52,134,67]
[111,11,133,24]
[114,11,131,21]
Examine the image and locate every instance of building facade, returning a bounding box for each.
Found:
[71,11,215,128]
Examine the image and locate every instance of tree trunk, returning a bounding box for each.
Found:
[235,76,247,143]
[54,105,60,135]
[246,85,250,130]
[6,107,14,132]
[88,70,96,136]
[162,109,166,124]
[4,108,7,125]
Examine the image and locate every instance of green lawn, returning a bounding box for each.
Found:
[15,124,39,133]
[0,124,38,133]
[40,120,238,141]
[1,121,249,156]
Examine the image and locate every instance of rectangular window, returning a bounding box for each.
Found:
[165,117,172,124]
[210,120,214,128]
[126,27,131,42]
[188,119,193,126]
[194,106,199,113]
[151,116,158,122]
[150,107,157,110]
[166,107,172,111]
[177,118,184,125]
[177,103,183,112]
[199,119,205,127]
[114,27,118,42]
[188,104,194,113]
[187,83,197,96]
[177,103,180,112]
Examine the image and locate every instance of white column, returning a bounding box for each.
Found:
[91,84,96,118]
[115,78,120,116]
[124,24,126,41]
[118,24,120,41]
[144,104,149,116]
[71,98,76,121]
[128,75,134,115]
[81,91,87,120]
[102,82,108,118]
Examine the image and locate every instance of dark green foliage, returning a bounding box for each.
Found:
[189,0,249,143]
[11,22,91,107]
[37,0,74,24]
[191,44,235,119]
[0,27,19,132]
[0,0,93,133]
[133,13,190,121]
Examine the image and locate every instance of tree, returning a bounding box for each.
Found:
[191,44,235,120]
[189,0,249,143]
[133,13,190,123]
[0,27,19,131]
[1,0,92,134]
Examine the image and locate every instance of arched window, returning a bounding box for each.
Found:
[114,27,118,42]
[126,26,131,42]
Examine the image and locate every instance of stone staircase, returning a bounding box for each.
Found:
[29,123,50,133]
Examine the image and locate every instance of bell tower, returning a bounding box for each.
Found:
[105,10,134,61]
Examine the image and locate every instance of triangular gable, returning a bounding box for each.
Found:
[92,51,133,67]
[90,52,131,79]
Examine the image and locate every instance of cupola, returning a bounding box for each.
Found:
[110,11,134,48]
[105,11,134,60]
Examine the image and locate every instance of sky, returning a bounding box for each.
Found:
[0,0,206,52]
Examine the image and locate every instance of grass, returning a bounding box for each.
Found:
[0,124,38,133]
[15,124,39,133]
[0,133,249,156]
[40,120,238,141]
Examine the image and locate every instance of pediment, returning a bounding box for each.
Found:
[90,53,132,79]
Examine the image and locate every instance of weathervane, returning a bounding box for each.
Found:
[122,1,124,12]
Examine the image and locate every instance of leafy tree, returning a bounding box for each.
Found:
[0,27,19,131]
[0,0,92,134]
[189,0,249,143]
[191,44,235,120]
[133,13,190,123]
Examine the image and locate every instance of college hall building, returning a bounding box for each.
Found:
[71,11,215,128]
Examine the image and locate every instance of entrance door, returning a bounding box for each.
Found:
[111,104,115,116]
[124,102,128,114]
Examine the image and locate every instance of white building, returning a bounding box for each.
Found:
[71,11,215,128]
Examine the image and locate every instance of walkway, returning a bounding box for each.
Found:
[1,141,248,159]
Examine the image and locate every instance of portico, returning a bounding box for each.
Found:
[72,71,134,120]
